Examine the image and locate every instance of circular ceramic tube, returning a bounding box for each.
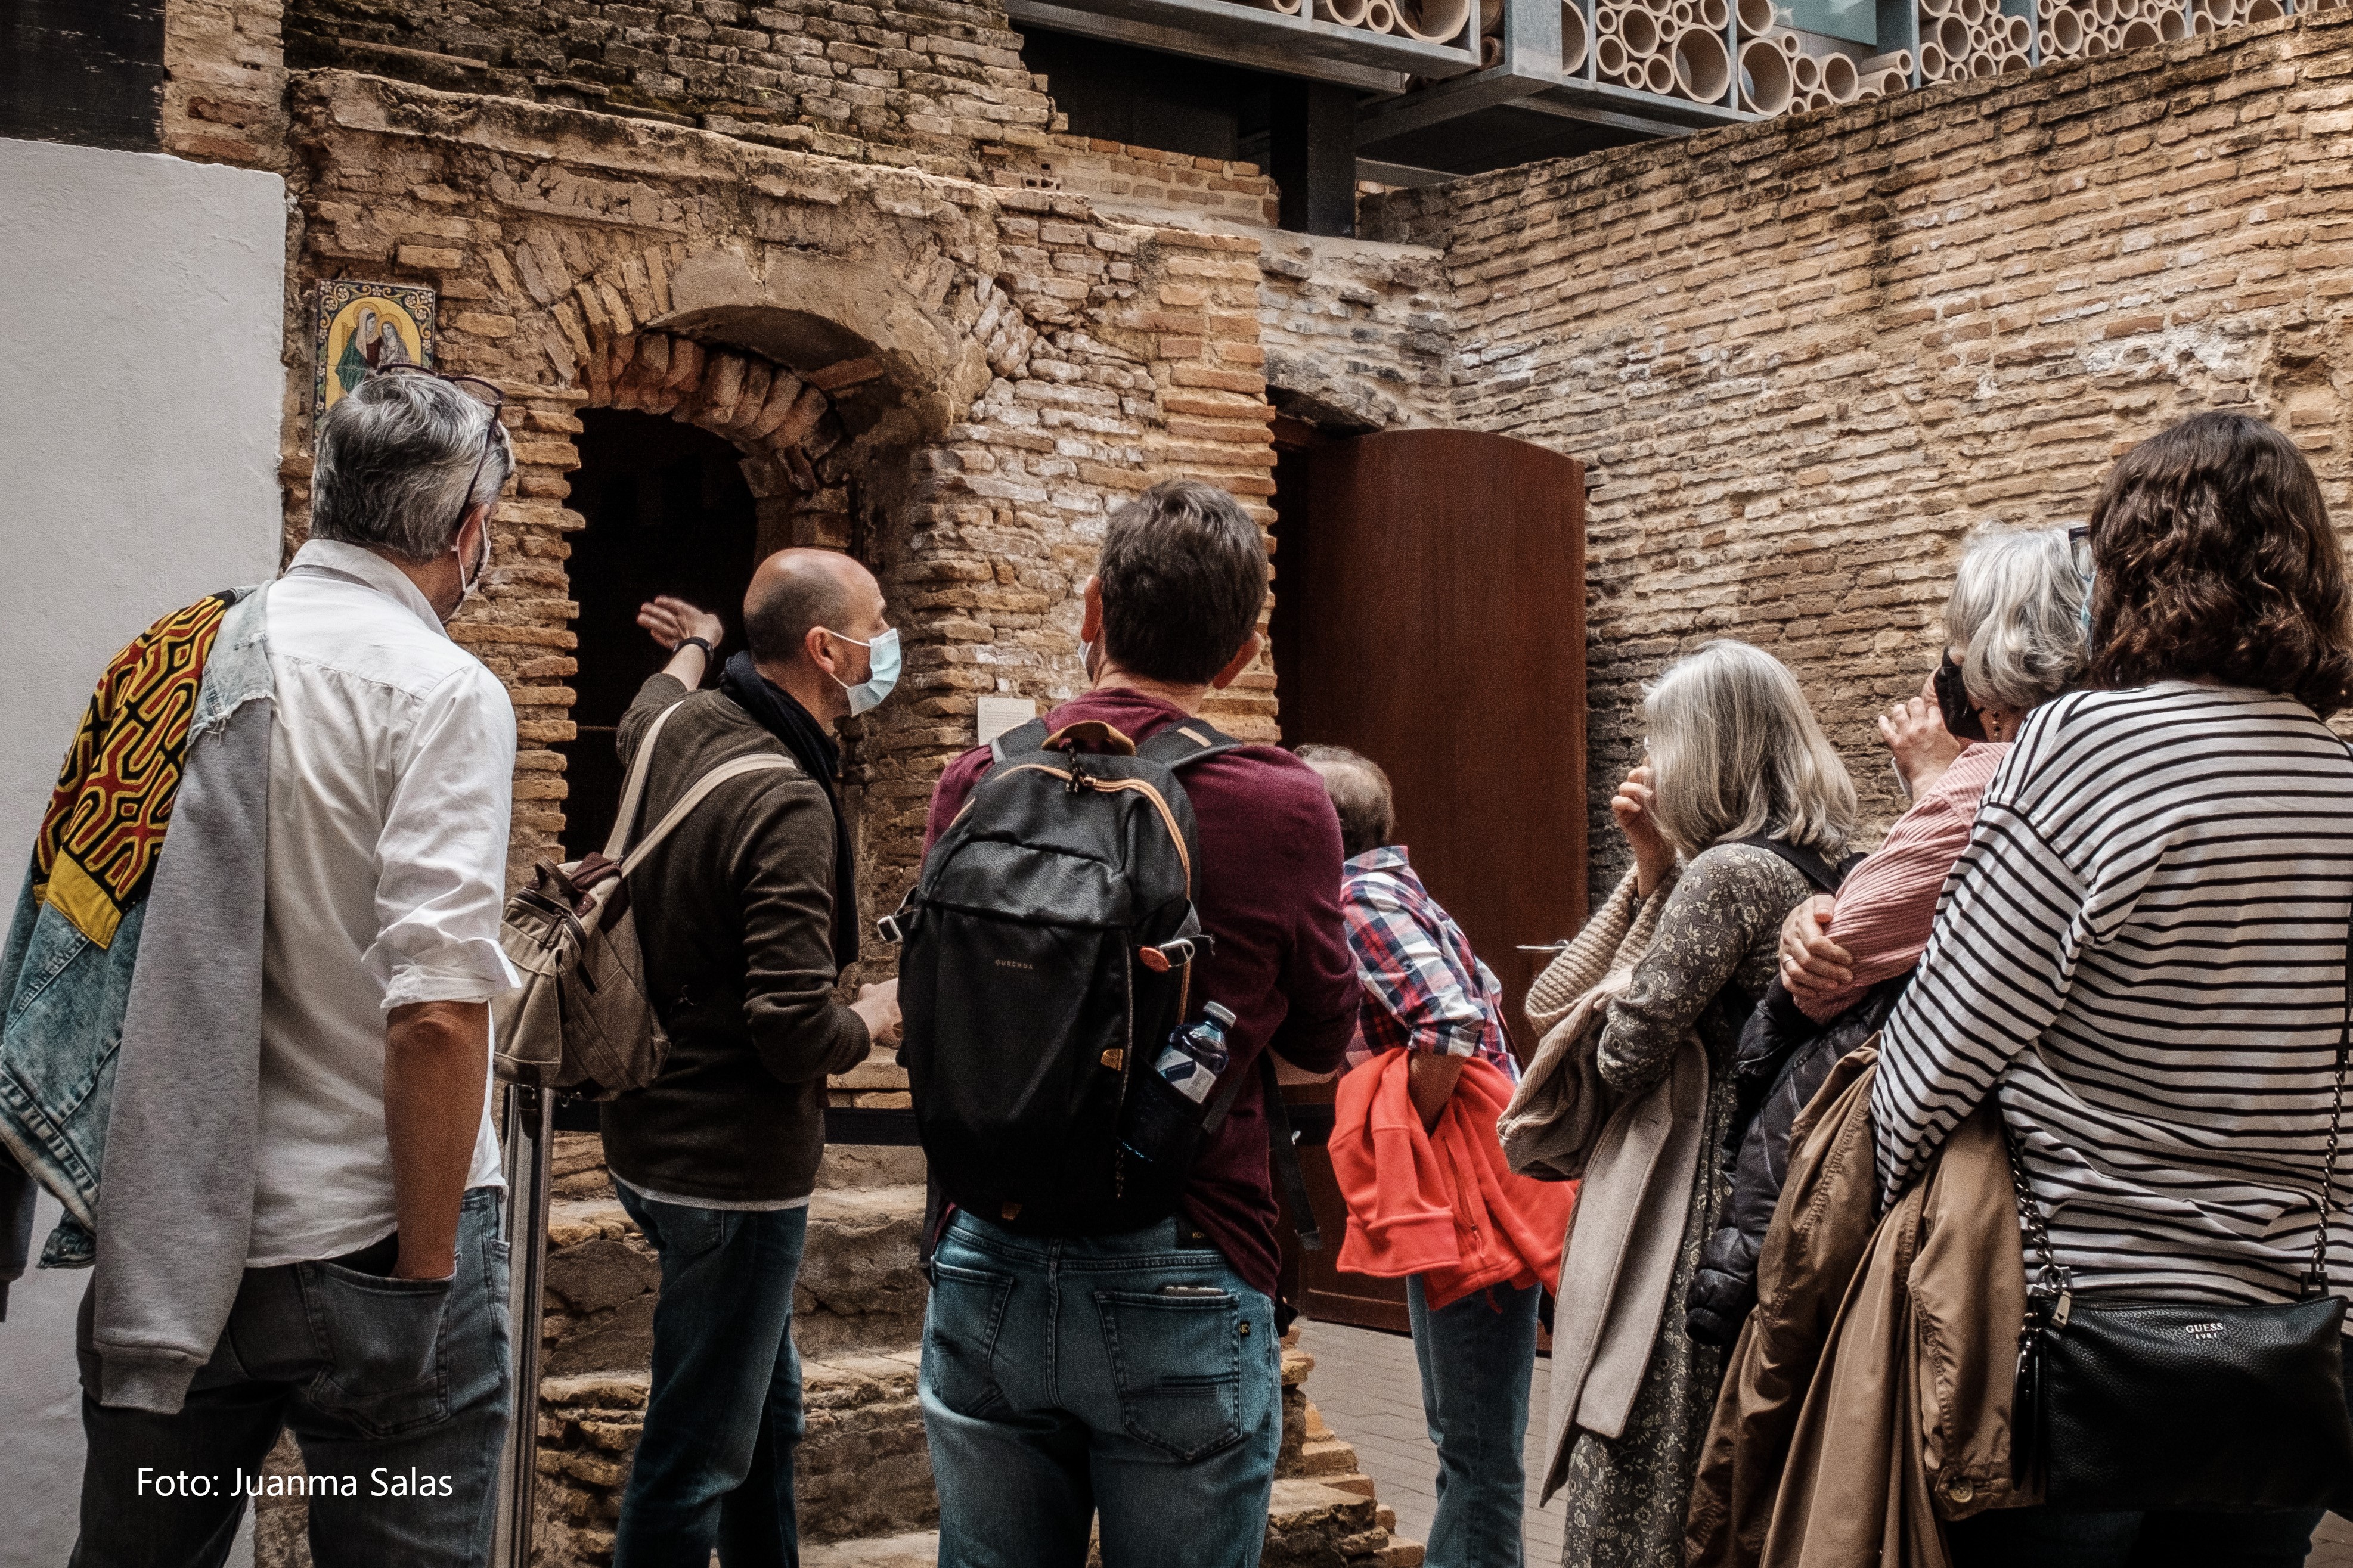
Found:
[1919,38,1949,73]
[1790,48,1822,88]
[2190,5,2214,26]
[2119,14,2156,39]
[1920,0,1956,16]
[1738,0,1774,29]
[1621,6,1661,54]
[1597,30,1630,73]
[1482,32,1504,62]
[1932,12,1967,54]
[1395,0,1474,40]
[1780,27,1803,53]
[2049,7,2084,46]
[1317,0,1373,24]
[1563,1,1593,69]
[1740,36,1795,106]
[1808,87,1835,107]
[1699,0,1731,27]
[1675,24,1732,95]
[2159,7,2186,35]
[1822,49,1860,97]
[1364,0,1400,29]
[1861,46,1915,71]
[1642,50,1677,88]
[1878,64,1911,89]
[2247,0,2284,17]
[2007,14,2033,45]
[1672,0,1696,24]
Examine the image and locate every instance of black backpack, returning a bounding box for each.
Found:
[891,716,1264,1237]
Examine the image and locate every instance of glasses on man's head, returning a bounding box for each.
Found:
[374,363,510,538]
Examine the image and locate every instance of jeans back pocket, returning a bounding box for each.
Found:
[924,1259,1016,1418]
[1093,1289,1244,1461]
[297,1262,454,1437]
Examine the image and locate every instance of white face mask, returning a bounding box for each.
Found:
[446,521,489,623]
[821,626,901,716]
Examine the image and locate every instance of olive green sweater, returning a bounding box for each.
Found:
[598,674,872,1203]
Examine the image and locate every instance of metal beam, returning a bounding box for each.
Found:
[1009,0,1482,74]
[1002,0,1412,91]
[1518,77,1756,132]
[1356,157,1459,186]
[1357,61,1555,140]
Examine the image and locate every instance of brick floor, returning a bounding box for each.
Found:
[1297,1318,2353,1567]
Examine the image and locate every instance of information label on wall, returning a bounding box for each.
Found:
[976,695,1036,745]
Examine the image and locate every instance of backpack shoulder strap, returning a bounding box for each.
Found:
[1136,719,1248,771]
[616,752,793,877]
[1729,834,1849,896]
[987,717,1052,765]
[603,698,691,861]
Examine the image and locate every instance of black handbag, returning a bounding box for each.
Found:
[2008,937,2353,1512]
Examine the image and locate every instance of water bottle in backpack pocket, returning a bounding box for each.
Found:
[1117,1002,1238,1176]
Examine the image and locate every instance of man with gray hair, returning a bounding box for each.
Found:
[60,367,523,1565]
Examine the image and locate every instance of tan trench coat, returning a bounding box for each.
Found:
[1684,1045,2036,1568]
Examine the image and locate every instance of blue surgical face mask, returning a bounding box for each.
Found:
[824,626,901,716]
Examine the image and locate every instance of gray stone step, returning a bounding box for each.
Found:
[536,1350,937,1561]
[540,1183,928,1377]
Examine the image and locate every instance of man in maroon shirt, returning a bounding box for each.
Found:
[916,478,1357,1568]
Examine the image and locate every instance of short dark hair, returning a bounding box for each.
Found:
[1297,744,1396,859]
[2088,411,2353,716]
[744,556,850,663]
[1098,479,1268,685]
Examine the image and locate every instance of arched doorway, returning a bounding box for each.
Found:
[558,406,761,855]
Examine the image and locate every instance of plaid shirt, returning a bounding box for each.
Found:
[1340,847,1517,1080]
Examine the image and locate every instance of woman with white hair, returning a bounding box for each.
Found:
[1682,526,2088,1357]
[1524,639,1858,1568]
[1777,524,2090,1015]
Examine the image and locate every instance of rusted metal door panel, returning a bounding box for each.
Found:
[1271,425,1588,1331]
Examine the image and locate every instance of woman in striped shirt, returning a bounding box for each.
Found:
[1874,411,2353,1567]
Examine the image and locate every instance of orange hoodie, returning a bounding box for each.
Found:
[1329,1050,1576,1311]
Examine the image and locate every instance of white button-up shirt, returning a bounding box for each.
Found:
[247,539,519,1266]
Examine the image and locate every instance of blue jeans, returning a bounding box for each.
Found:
[611,1184,810,1568]
[71,1185,510,1568]
[1408,1276,1540,1568]
[920,1212,1283,1568]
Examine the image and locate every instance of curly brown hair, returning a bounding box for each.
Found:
[2087,411,2353,716]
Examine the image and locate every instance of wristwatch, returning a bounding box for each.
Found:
[677,635,717,661]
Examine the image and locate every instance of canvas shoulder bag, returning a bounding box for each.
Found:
[2007,911,2353,1511]
[494,699,790,1098]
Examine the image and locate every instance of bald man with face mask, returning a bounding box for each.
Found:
[599,549,902,1568]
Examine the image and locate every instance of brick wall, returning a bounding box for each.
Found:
[281,0,1058,176]
[1366,10,2353,900]
[283,72,1280,934]
[165,0,290,167]
[1257,229,1455,432]
[999,133,1281,228]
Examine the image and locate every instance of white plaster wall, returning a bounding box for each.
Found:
[0,136,286,1567]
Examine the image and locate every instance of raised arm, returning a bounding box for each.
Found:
[1871,796,2086,1203]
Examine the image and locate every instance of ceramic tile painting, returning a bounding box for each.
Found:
[310,280,436,426]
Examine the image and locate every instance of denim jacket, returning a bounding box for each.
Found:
[0,586,269,1288]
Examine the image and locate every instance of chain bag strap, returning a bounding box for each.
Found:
[2005,896,2353,1511]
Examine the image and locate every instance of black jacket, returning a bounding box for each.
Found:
[1684,974,1906,1347]
[599,674,874,1203]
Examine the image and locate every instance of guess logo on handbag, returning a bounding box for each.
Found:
[2181,1321,2227,1342]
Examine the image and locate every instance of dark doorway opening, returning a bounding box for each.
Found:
[559,408,761,856]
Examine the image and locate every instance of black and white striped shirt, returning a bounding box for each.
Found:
[1874,681,2353,1309]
